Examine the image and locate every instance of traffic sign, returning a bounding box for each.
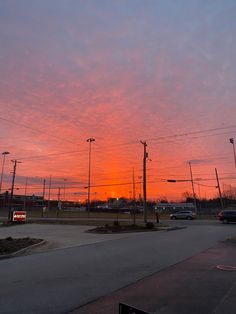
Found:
[12,211,26,222]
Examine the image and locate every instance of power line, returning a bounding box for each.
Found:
[194,182,216,188]
[17,149,87,161]
[3,120,236,161]
[147,124,236,142]
[0,115,78,145]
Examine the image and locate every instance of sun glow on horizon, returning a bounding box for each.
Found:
[0,1,235,202]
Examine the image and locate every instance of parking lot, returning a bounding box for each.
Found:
[0,223,135,253]
[0,220,235,313]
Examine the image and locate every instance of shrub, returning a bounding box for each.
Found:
[6,237,13,241]
[113,221,120,228]
[146,222,154,229]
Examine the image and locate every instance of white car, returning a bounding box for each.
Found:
[170,210,196,220]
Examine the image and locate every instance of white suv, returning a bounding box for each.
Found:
[170,210,197,220]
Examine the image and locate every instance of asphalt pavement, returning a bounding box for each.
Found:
[0,221,235,313]
[0,223,131,252]
[72,241,236,314]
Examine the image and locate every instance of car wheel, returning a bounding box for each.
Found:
[187,216,192,220]
[223,218,228,224]
[172,216,176,220]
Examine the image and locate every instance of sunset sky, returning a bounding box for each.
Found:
[0,0,236,202]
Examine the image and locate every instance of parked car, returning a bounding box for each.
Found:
[170,210,197,220]
[217,210,236,223]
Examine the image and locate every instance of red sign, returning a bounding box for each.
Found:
[12,211,27,222]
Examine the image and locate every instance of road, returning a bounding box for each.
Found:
[0,221,235,313]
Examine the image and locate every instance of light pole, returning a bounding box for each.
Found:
[132,168,136,225]
[86,138,95,217]
[0,151,10,194]
[140,141,148,223]
[229,138,236,168]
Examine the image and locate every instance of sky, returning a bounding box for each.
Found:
[0,0,236,202]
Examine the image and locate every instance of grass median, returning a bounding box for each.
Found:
[0,237,43,256]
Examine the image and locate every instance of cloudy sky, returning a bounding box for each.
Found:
[0,0,236,201]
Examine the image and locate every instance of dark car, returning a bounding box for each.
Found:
[170,210,196,220]
[217,210,236,223]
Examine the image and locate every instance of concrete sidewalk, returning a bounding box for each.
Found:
[71,242,236,314]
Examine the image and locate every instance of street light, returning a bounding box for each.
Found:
[140,140,148,223]
[0,151,10,194]
[86,138,95,216]
[229,138,236,168]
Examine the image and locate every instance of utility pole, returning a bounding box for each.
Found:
[138,176,142,203]
[58,187,61,202]
[0,151,10,194]
[42,178,46,201]
[195,178,202,211]
[63,178,67,201]
[86,138,95,217]
[8,159,21,220]
[229,138,236,168]
[132,167,136,225]
[48,176,52,212]
[57,187,61,217]
[41,178,46,217]
[23,177,28,211]
[132,168,136,201]
[140,141,148,223]
[215,168,224,210]
[189,162,197,213]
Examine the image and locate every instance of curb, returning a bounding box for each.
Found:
[0,239,46,259]
[165,226,187,231]
[87,225,187,234]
